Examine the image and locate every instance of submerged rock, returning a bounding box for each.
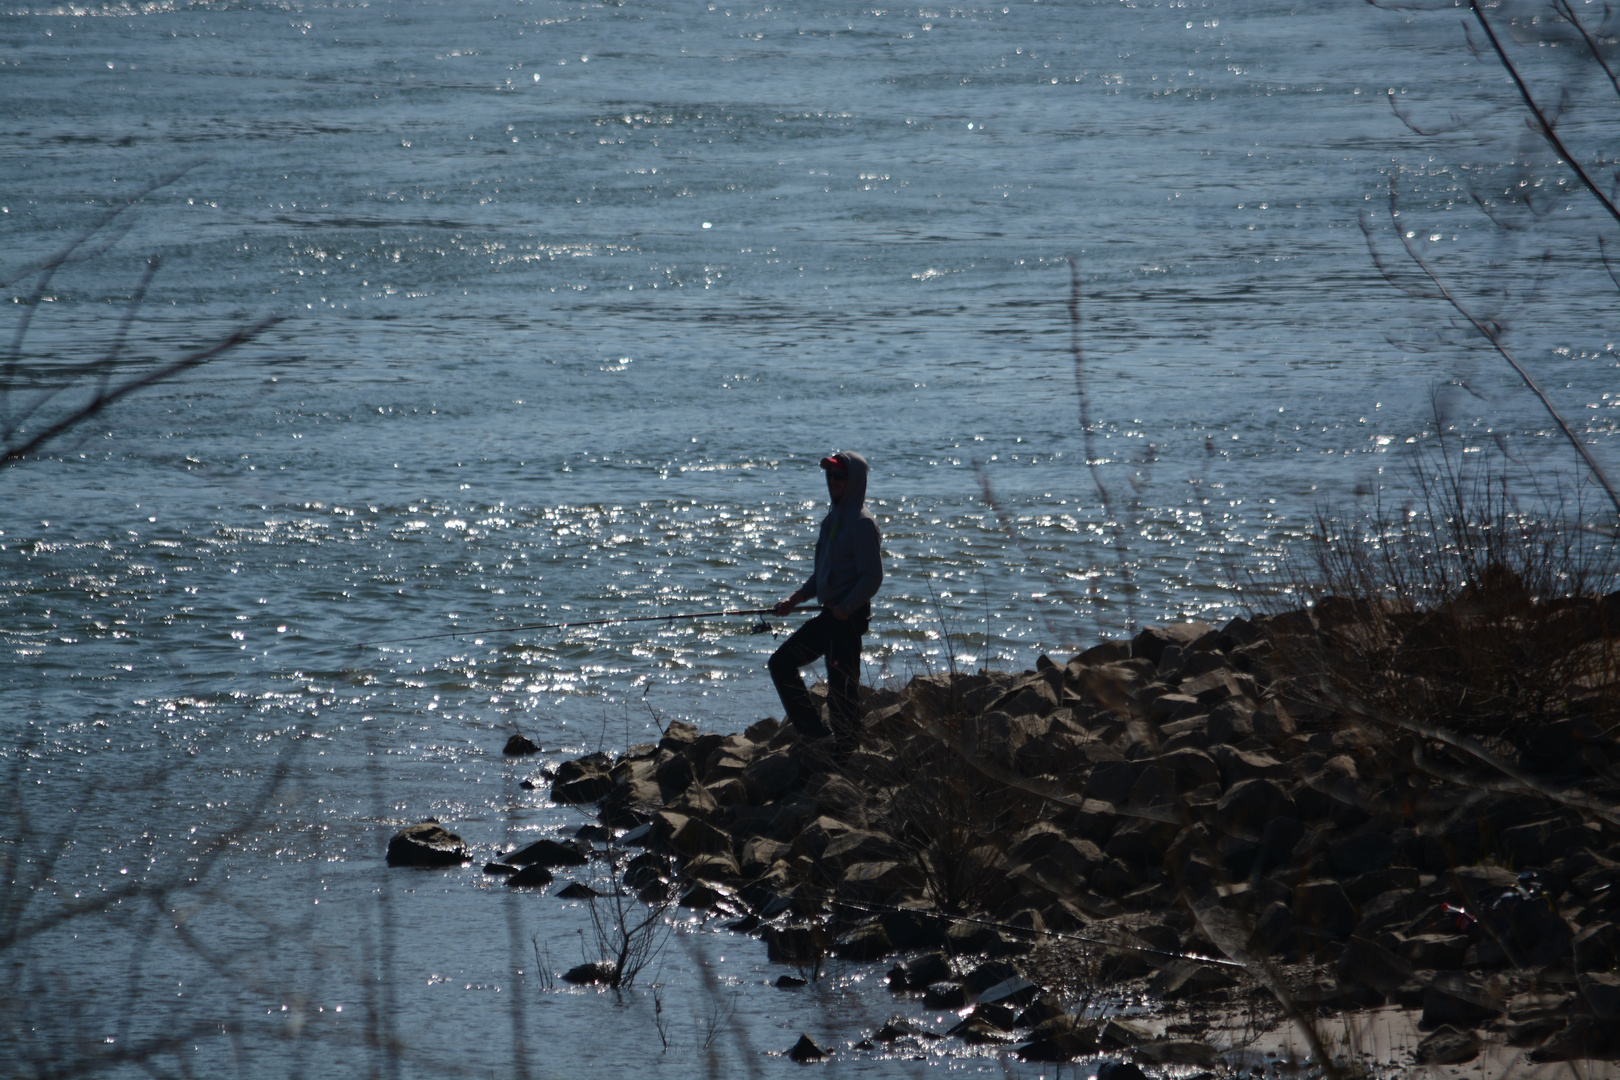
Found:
[560,961,616,985]
[505,837,590,867]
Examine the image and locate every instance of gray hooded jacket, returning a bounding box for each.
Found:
[801,451,883,612]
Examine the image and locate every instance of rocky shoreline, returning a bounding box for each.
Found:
[391,609,1620,1073]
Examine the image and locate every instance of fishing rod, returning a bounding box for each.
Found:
[360,607,779,647]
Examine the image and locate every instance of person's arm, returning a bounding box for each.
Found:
[774,582,816,617]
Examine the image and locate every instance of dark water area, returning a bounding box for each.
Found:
[2,0,1617,1075]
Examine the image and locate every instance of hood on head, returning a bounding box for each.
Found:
[826,450,869,512]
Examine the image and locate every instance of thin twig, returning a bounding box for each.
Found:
[1471,0,1620,230]
[0,316,283,469]
[1067,258,1137,633]
[1383,179,1620,518]
[1553,0,1620,103]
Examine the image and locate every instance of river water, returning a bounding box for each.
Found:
[3,0,1617,1076]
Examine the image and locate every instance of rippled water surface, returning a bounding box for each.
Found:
[4,0,1618,1075]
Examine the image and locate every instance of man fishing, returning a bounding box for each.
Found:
[769,451,883,752]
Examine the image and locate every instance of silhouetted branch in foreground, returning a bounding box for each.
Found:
[1,172,284,471]
[1361,179,1620,519]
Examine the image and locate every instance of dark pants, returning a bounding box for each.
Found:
[768,606,868,739]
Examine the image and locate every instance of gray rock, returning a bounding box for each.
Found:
[977,975,1040,1007]
[742,752,801,802]
[1328,829,1395,876]
[552,767,613,804]
[1086,760,1144,805]
[1422,974,1504,1027]
[1414,1026,1480,1065]
[788,1033,830,1062]
[949,1017,1014,1044]
[658,720,700,753]
[560,960,616,985]
[989,678,1060,719]
[1095,1059,1150,1080]
[1403,933,1469,970]
[502,733,540,756]
[1134,1038,1221,1066]
[820,829,900,872]
[1145,960,1238,999]
[962,959,1019,995]
[923,982,969,1009]
[874,1016,936,1041]
[1336,933,1412,996]
[505,864,554,887]
[832,921,893,961]
[669,816,732,856]
[385,821,469,867]
[1214,779,1295,841]
[1292,879,1355,940]
[1582,975,1620,1021]
[506,837,589,867]
[890,951,951,990]
[1132,622,1214,665]
[555,881,602,900]
[1575,922,1620,972]
[838,860,923,901]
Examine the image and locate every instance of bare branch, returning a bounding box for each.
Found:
[1385,87,1507,135]
[1468,187,1528,231]
[1553,0,1620,103]
[1471,0,1620,230]
[1067,258,1137,633]
[1,168,195,434]
[1358,207,1445,300]
[5,257,164,444]
[1383,177,1620,519]
[1601,235,1620,292]
[0,315,283,470]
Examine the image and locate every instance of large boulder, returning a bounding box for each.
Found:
[1292,879,1355,941]
[821,830,901,873]
[386,821,469,867]
[1215,779,1297,842]
[743,752,801,802]
[839,860,924,901]
[1422,974,1504,1027]
[1131,622,1214,666]
[1086,760,1144,805]
[833,921,894,961]
[1415,1027,1480,1066]
[658,720,701,754]
[552,757,614,803]
[988,677,1061,719]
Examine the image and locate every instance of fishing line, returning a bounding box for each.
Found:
[357,607,779,648]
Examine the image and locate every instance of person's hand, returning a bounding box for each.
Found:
[831,605,849,621]
[773,596,799,617]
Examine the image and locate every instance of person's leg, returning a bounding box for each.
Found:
[825,609,866,747]
[769,612,833,737]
